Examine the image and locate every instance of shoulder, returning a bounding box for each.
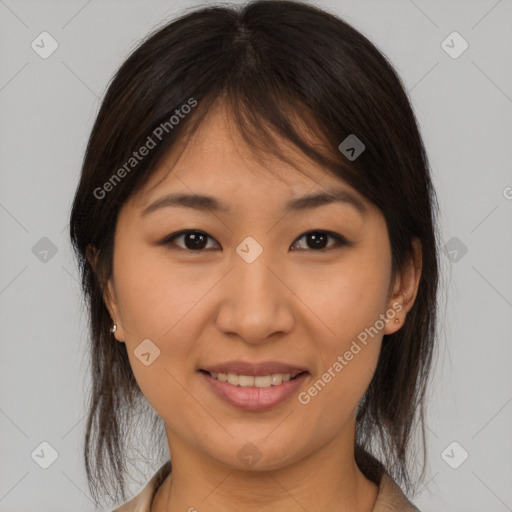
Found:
[373,471,421,512]
[111,461,172,512]
[356,447,421,511]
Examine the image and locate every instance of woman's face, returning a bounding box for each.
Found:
[103,104,415,472]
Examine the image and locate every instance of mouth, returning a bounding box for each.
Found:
[199,369,308,388]
[198,362,310,411]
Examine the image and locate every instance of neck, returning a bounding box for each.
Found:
[152,426,379,512]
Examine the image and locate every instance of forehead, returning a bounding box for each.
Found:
[131,102,365,211]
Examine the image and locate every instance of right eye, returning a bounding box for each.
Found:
[160,230,221,251]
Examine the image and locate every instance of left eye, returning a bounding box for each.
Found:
[160,230,349,252]
[291,230,349,251]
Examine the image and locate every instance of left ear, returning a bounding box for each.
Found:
[384,238,422,335]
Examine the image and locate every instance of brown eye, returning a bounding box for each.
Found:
[160,229,350,252]
[162,230,220,251]
[291,231,349,251]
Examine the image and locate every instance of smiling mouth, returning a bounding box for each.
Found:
[199,369,308,388]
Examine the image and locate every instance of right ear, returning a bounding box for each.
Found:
[86,244,125,342]
[86,244,98,274]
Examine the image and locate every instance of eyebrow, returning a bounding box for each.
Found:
[140,189,367,217]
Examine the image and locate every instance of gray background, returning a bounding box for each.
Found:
[1,0,511,510]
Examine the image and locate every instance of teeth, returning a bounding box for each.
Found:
[210,372,298,388]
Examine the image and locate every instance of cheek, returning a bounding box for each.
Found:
[292,237,391,406]
[111,248,203,400]
[295,245,391,346]
[294,264,388,432]
[114,246,210,339]
[114,257,199,419]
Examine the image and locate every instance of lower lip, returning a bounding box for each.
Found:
[200,371,309,411]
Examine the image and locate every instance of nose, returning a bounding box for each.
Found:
[215,251,295,345]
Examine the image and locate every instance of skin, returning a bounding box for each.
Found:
[98,102,422,512]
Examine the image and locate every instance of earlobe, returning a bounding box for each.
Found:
[104,279,125,342]
[383,292,405,335]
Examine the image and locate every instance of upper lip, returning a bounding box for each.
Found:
[201,360,309,377]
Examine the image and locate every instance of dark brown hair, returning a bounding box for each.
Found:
[69,0,440,505]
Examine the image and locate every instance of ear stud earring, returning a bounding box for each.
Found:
[110,321,117,333]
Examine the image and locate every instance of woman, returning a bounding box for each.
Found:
[69,1,440,510]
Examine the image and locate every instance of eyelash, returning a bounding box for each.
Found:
[159,230,351,252]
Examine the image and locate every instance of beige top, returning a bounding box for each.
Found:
[112,460,420,512]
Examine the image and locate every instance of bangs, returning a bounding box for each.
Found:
[133,80,365,215]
